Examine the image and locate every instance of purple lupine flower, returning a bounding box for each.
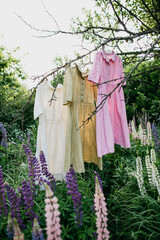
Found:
[27,132,31,145]
[152,123,160,156]
[94,176,110,240]
[21,180,39,223]
[32,218,44,240]
[18,136,23,142]
[22,144,41,190]
[0,122,8,148]
[4,183,23,229]
[66,167,83,227]
[39,151,56,192]
[94,171,103,191]
[0,165,8,217]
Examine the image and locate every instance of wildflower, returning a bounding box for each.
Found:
[22,144,41,189]
[7,213,14,240]
[131,120,137,138]
[0,165,8,217]
[18,136,23,142]
[151,123,160,156]
[13,218,24,240]
[39,151,56,191]
[27,131,31,145]
[145,154,156,188]
[147,122,152,145]
[94,176,110,240]
[94,171,103,191]
[66,167,83,227]
[4,183,23,228]
[21,180,38,223]
[136,156,147,196]
[152,162,160,197]
[32,218,44,240]
[150,148,156,163]
[138,124,147,145]
[45,184,62,240]
[0,122,8,148]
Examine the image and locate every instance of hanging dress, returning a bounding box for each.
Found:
[88,50,130,157]
[63,64,102,173]
[34,82,68,179]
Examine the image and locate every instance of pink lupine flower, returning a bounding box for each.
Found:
[45,184,62,240]
[13,218,24,240]
[94,176,110,240]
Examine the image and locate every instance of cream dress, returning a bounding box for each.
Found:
[34,82,68,179]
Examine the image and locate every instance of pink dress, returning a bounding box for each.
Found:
[88,50,130,157]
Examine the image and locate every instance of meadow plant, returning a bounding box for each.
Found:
[21,179,39,223]
[151,148,156,163]
[5,183,24,229]
[39,151,56,192]
[0,165,8,217]
[66,167,83,227]
[94,176,110,240]
[32,218,44,240]
[0,122,8,148]
[152,161,160,197]
[147,121,152,145]
[45,184,62,240]
[136,156,147,196]
[7,213,14,240]
[152,123,160,155]
[145,154,156,188]
[22,144,41,185]
[13,218,24,240]
[131,120,137,138]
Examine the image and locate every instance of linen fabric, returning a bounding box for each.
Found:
[63,64,102,173]
[88,50,130,157]
[34,82,68,179]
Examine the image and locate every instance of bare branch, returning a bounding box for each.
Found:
[40,0,61,31]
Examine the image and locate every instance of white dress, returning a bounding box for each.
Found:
[34,82,68,180]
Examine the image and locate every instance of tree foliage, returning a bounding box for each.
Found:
[0,46,34,130]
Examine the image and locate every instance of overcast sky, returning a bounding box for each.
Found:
[0,0,94,88]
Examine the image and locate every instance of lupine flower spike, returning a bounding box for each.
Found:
[32,218,44,240]
[131,120,137,139]
[21,180,39,223]
[7,213,14,240]
[13,218,24,240]
[145,154,156,188]
[39,151,56,192]
[0,122,8,148]
[147,122,152,145]
[45,184,62,240]
[152,123,160,156]
[0,166,8,217]
[66,167,83,227]
[94,175,110,240]
[22,144,41,195]
[136,156,147,196]
[4,183,23,228]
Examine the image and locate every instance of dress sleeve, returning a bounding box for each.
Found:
[34,84,44,120]
[63,67,73,105]
[119,58,126,86]
[88,52,101,84]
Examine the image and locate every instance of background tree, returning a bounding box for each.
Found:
[0,46,35,131]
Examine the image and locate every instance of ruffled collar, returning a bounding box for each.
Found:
[101,50,116,63]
